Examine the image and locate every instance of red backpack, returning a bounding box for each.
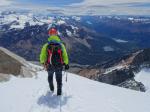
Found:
[47,42,63,66]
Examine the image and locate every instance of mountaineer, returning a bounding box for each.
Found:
[40,28,69,96]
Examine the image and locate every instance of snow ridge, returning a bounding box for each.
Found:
[0,67,150,112]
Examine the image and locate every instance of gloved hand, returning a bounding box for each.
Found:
[43,63,49,71]
[65,64,69,70]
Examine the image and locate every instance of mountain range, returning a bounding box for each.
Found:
[0,11,150,65]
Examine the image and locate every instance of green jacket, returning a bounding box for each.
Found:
[40,35,69,65]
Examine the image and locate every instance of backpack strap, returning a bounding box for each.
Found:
[57,49,63,64]
[47,45,54,64]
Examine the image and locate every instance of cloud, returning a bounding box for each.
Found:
[0,0,14,6]
[69,0,150,6]
[64,0,150,15]
[115,2,150,8]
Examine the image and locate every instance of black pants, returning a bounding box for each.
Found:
[47,65,63,91]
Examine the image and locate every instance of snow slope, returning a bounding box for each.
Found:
[0,69,150,112]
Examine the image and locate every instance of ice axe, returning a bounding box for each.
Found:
[65,71,68,82]
[64,70,68,82]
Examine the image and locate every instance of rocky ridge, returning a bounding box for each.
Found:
[76,49,150,92]
[0,47,42,81]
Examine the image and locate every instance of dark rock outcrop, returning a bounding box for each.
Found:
[131,49,150,72]
[118,79,146,92]
[77,48,150,92]
[97,68,134,85]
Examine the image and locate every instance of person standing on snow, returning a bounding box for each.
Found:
[40,28,69,96]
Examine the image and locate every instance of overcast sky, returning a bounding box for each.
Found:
[0,0,150,15]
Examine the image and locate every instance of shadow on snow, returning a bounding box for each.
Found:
[37,91,72,108]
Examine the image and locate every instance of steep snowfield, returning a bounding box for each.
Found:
[135,68,150,92]
[0,69,150,112]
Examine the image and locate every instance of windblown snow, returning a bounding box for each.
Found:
[0,67,150,112]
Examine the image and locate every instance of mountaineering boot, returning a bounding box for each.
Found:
[57,88,62,96]
[49,84,54,92]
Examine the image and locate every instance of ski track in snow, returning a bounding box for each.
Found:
[1,70,150,112]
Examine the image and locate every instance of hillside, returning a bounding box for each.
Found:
[76,48,150,91]
[0,47,41,81]
[0,69,150,112]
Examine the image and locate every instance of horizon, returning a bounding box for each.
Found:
[0,0,150,15]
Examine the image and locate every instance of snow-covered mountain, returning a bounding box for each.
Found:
[0,66,150,112]
[0,11,150,29]
[0,11,72,31]
[0,12,58,30]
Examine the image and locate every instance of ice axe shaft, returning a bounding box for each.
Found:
[66,72,67,82]
[64,70,68,82]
